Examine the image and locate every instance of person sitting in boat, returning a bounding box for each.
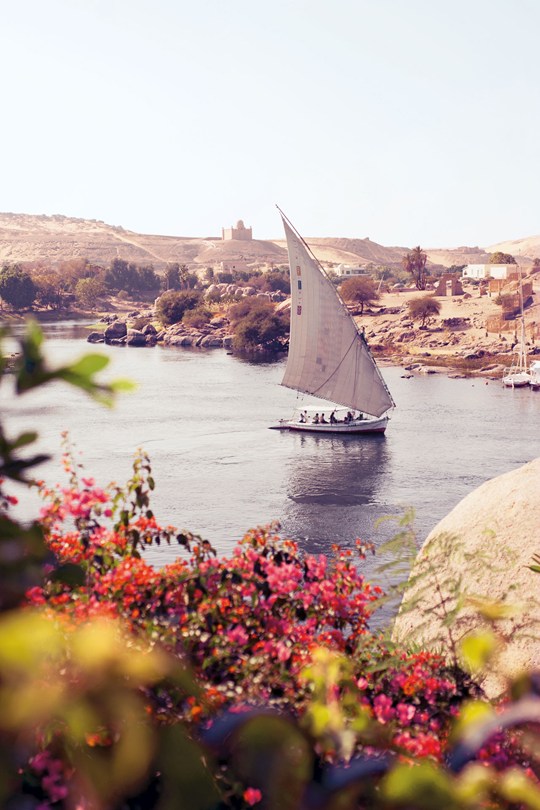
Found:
[299,410,307,423]
[320,413,327,424]
[330,411,337,424]
[313,413,319,424]
[345,411,353,423]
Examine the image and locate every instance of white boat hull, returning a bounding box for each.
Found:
[272,415,388,434]
[502,371,531,388]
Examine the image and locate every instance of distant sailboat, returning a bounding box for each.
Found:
[272,211,394,434]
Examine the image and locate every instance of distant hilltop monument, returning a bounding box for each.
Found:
[222,219,252,241]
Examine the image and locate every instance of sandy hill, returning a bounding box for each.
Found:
[0,212,538,272]
[272,236,408,267]
[487,235,540,261]
[423,246,491,267]
[0,213,291,270]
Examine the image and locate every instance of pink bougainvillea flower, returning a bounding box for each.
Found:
[243,787,262,805]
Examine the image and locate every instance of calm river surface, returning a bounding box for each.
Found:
[3,322,540,595]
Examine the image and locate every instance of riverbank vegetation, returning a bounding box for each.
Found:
[1,251,538,373]
[2,322,540,808]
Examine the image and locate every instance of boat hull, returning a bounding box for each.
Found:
[272,416,388,434]
[502,372,531,388]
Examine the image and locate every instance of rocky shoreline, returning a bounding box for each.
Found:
[87,311,235,350]
[85,293,540,383]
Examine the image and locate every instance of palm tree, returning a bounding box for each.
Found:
[402,247,428,290]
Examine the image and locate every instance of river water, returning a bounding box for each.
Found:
[3,321,540,599]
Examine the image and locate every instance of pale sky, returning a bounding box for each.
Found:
[1,0,539,247]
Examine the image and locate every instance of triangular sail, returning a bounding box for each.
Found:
[281,216,394,418]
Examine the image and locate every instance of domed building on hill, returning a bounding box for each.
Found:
[222,219,252,241]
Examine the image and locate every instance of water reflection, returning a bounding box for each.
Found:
[281,432,390,557]
[287,433,387,506]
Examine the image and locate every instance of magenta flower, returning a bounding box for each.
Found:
[373,694,395,724]
[243,787,262,805]
[227,625,249,645]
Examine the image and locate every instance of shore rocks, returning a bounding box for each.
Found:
[104,321,127,341]
[87,331,105,343]
[126,329,146,347]
[392,457,540,698]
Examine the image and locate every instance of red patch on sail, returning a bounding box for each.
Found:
[296,266,301,276]
[297,305,302,315]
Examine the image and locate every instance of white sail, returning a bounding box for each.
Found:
[281,217,394,418]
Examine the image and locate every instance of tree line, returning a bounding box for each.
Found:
[0,259,292,312]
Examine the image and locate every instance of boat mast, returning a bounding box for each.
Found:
[518,263,527,372]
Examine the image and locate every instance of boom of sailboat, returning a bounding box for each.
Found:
[271,211,394,434]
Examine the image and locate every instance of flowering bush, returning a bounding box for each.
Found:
[3,323,540,809]
[28,447,463,742]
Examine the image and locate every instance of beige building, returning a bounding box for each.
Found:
[462,263,516,280]
[222,219,252,241]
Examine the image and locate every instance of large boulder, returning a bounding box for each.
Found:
[392,457,540,697]
[87,331,105,343]
[104,320,127,341]
[199,335,223,348]
[126,328,146,347]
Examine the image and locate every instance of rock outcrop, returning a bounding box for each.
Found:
[392,457,540,697]
[126,328,146,347]
[104,321,127,341]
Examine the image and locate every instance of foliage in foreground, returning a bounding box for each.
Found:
[2,322,540,809]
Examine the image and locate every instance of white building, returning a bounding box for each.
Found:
[462,263,516,280]
[335,264,365,277]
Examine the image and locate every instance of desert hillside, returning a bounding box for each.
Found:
[0,211,539,272]
[487,234,540,260]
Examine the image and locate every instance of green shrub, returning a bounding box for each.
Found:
[74,277,105,309]
[155,290,202,325]
[183,306,211,329]
[0,265,36,309]
[229,297,288,351]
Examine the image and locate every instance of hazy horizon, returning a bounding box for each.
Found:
[2,0,539,248]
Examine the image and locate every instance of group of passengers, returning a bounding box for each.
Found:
[298,410,363,425]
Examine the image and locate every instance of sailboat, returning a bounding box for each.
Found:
[502,269,531,388]
[272,212,394,434]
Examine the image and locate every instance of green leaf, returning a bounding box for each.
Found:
[451,700,494,743]
[382,761,457,809]
[24,319,44,350]
[11,431,38,450]
[499,768,540,809]
[460,631,497,674]
[48,563,86,587]
[68,354,110,377]
[110,378,137,393]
